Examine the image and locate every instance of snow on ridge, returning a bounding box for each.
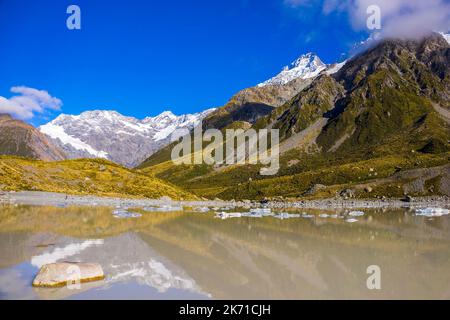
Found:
[440,32,450,44]
[258,53,327,87]
[39,122,109,158]
[326,60,347,75]
[39,108,216,166]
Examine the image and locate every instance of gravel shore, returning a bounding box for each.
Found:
[1,191,450,210]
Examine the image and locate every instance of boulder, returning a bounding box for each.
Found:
[340,189,355,199]
[304,184,326,196]
[402,195,414,203]
[32,262,105,288]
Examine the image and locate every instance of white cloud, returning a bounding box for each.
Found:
[285,0,450,39]
[0,86,62,120]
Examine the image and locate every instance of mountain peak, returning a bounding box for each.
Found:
[291,52,322,68]
[258,52,327,87]
[439,32,450,44]
[39,108,215,167]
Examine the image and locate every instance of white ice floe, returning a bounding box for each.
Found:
[345,218,358,223]
[219,206,236,211]
[242,212,264,218]
[415,207,450,217]
[273,213,302,220]
[193,207,210,213]
[143,205,183,212]
[215,212,242,220]
[319,214,329,218]
[348,211,365,217]
[249,208,273,216]
[113,209,142,219]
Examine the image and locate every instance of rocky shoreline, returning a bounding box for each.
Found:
[1,191,450,210]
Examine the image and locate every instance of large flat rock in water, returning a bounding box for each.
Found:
[33,262,105,288]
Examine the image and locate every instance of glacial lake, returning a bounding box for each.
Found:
[1,204,450,300]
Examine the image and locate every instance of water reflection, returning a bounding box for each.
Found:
[0,205,450,299]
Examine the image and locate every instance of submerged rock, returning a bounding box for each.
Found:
[33,262,105,288]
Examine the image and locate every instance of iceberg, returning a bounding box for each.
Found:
[273,213,301,220]
[143,205,183,212]
[249,208,273,216]
[415,207,450,217]
[215,212,242,220]
[348,211,365,217]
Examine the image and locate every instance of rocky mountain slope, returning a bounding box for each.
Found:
[0,114,65,161]
[39,109,214,168]
[139,53,345,168]
[140,33,450,200]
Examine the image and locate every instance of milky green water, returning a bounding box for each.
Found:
[0,205,450,300]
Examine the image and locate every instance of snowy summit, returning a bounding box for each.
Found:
[258,53,327,87]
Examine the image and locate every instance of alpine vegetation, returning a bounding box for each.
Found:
[171,121,280,175]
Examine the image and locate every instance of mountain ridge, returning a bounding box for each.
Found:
[139,33,450,200]
[0,114,66,161]
[39,108,215,167]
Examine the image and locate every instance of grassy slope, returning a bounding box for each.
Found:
[0,156,195,200]
[138,36,450,200]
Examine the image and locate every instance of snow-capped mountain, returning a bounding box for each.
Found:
[440,32,450,44]
[258,53,328,87]
[39,108,215,167]
[257,52,347,87]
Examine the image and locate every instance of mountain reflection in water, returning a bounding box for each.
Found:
[1,205,450,300]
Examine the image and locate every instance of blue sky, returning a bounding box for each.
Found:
[0,0,371,125]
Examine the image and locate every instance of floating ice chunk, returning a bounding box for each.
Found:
[113,209,142,219]
[345,218,358,223]
[302,213,314,218]
[415,207,450,217]
[250,208,273,216]
[242,212,264,218]
[215,212,242,220]
[220,206,236,211]
[319,214,329,218]
[194,207,210,213]
[143,205,183,212]
[348,211,365,217]
[274,213,301,220]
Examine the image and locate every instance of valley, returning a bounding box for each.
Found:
[1,33,450,203]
